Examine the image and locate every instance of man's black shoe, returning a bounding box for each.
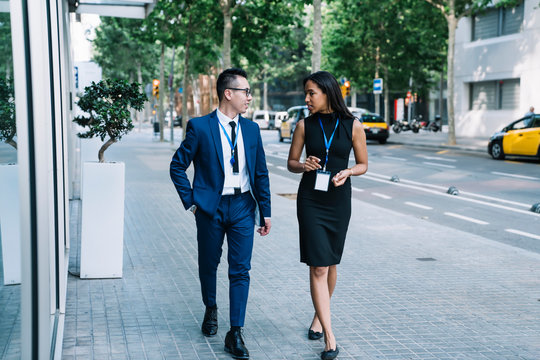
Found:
[224,328,249,359]
[201,306,218,337]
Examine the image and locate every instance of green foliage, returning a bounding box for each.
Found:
[322,0,447,96]
[93,17,159,83]
[74,79,146,143]
[145,0,222,75]
[231,0,304,69]
[0,13,12,80]
[0,77,16,148]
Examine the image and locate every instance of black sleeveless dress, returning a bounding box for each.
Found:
[297,112,355,266]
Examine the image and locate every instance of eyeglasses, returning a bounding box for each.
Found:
[227,87,252,97]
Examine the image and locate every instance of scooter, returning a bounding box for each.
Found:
[392,117,420,133]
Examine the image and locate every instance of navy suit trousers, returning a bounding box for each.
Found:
[195,191,255,327]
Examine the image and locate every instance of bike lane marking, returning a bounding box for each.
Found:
[405,201,433,210]
[505,229,540,240]
[444,212,489,225]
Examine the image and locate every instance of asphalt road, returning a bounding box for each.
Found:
[261,129,540,254]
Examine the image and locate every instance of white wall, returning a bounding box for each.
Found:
[454,0,540,137]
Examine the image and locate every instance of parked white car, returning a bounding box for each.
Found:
[252,110,276,129]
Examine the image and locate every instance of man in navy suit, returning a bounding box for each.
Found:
[170,68,271,359]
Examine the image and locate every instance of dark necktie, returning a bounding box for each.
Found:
[229,121,239,174]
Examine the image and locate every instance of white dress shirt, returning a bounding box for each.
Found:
[216,109,251,195]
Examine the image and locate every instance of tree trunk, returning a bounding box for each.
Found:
[137,64,143,132]
[182,17,191,141]
[169,46,176,145]
[263,69,268,111]
[439,70,444,118]
[447,10,457,145]
[311,0,322,72]
[384,66,390,125]
[6,139,17,150]
[191,75,200,116]
[98,138,116,163]
[221,0,233,69]
[159,43,166,142]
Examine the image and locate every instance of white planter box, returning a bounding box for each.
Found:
[80,162,125,278]
[0,163,21,285]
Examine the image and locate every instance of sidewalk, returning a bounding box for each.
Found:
[62,129,540,359]
[386,128,488,153]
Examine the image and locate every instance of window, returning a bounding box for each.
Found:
[470,79,520,110]
[472,2,524,41]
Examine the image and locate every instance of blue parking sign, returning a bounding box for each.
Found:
[373,78,383,94]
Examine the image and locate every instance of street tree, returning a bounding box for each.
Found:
[146,0,221,140]
[93,17,158,85]
[227,0,306,109]
[311,0,322,72]
[323,0,446,122]
[424,0,520,145]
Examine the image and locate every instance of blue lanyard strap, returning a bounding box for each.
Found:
[319,117,339,171]
[218,120,240,166]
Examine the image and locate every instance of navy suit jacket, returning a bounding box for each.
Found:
[170,110,271,225]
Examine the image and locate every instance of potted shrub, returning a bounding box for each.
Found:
[0,76,21,285]
[74,79,145,279]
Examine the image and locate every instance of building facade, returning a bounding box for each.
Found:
[454,0,540,137]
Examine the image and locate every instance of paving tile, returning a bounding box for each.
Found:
[61,130,540,360]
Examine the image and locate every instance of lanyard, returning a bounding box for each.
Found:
[319,117,339,171]
[218,119,241,166]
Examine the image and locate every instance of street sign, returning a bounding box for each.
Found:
[373,78,383,94]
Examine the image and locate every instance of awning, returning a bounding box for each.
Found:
[70,0,156,19]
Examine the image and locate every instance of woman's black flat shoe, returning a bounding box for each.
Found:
[320,346,339,360]
[308,329,323,340]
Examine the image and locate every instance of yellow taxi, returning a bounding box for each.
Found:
[488,114,540,160]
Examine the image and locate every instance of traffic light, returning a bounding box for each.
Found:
[152,79,160,99]
[344,81,351,96]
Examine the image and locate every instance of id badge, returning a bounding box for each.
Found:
[224,172,241,188]
[314,170,331,192]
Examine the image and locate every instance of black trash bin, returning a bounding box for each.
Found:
[153,121,160,134]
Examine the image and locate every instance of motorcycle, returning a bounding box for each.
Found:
[392,117,420,133]
[420,115,442,132]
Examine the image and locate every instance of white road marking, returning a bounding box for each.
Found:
[417,155,457,162]
[267,162,274,167]
[365,172,531,208]
[382,156,407,161]
[372,192,392,199]
[360,173,539,217]
[422,161,456,169]
[276,166,287,171]
[405,202,433,210]
[491,171,539,181]
[352,187,364,192]
[505,229,540,240]
[444,212,489,225]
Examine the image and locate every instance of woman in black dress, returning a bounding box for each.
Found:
[287,71,368,360]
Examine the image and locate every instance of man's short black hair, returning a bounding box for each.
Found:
[216,68,248,102]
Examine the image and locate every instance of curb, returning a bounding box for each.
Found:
[386,139,487,154]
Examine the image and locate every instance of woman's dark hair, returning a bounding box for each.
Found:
[216,68,248,102]
[303,71,354,119]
